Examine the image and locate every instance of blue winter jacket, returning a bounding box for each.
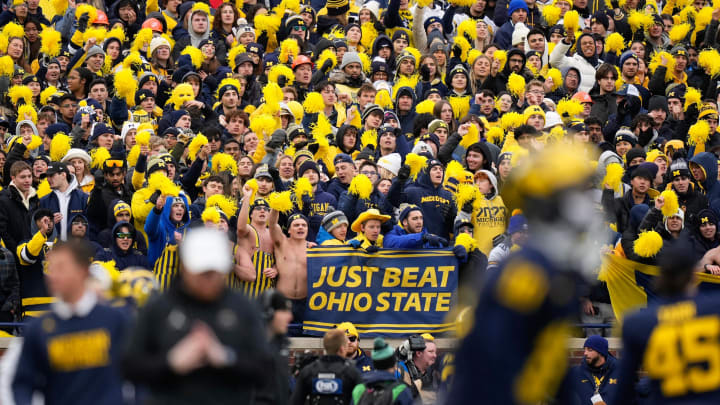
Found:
[39,179,88,238]
[570,355,622,405]
[384,225,445,249]
[690,152,720,218]
[338,189,396,237]
[144,194,190,267]
[393,169,456,239]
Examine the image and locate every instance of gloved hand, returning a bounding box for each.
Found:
[77,13,90,33]
[453,244,468,263]
[148,190,162,205]
[452,44,462,59]
[365,245,380,253]
[397,165,411,182]
[177,131,191,145]
[348,239,362,248]
[461,201,474,214]
[267,129,286,150]
[423,233,448,247]
[420,64,431,82]
[301,195,313,216]
[321,59,334,73]
[93,169,105,187]
[277,75,287,88]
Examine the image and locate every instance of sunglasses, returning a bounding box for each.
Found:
[208,136,221,141]
[253,206,270,212]
[115,232,132,239]
[348,336,357,342]
[293,25,307,31]
[105,159,124,168]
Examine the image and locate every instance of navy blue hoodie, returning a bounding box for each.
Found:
[690,152,720,218]
[395,167,456,239]
[97,221,149,270]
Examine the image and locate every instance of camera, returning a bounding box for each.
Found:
[396,335,426,361]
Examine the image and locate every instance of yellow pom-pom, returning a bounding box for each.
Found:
[40,86,57,106]
[83,27,107,44]
[52,0,68,15]
[634,230,663,257]
[126,145,140,168]
[206,194,238,218]
[405,153,428,180]
[649,51,676,82]
[49,133,71,162]
[375,89,393,110]
[467,49,482,67]
[268,64,295,85]
[669,23,692,43]
[628,10,651,33]
[360,22,378,51]
[211,153,238,176]
[457,19,477,41]
[227,44,248,71]
[18,105,37,124]
[546,68,563,91]
[303,92,325,114]
[348,174,373,199]
[202,207,221,224]
[486,127,505,145]
[311,114,333,142]
[0,56,14,76]
[445,160,466,183]
[507,73,526,97]
[249,114,279,138]
[453,35,472,62]
[698,49,720,78]
[9,85,33,106]
[244,178,258,202]
[268,191,294,213]
[417,0,432,6]
[148,171,181,197]
[455,183,479,209]
[416,99,435,115]
[604,32,625,56]
[500,112,523,131]
[459,124,479,149]
[181,45,204,68]
[493,50,507,71]
[91,147,111,169]
[262,82,284,115]
[279,38,300,64]
[188,134,208,161]
[557,98,584,123]
[602,162,624,192]
[2,22,24,39]
[684,87,702,111]
[358,52,371,74]
[542,5,561,26]
[75,3,97,21]
[660,189,679,217]
[37,179,51,198]
[448,0,474,6]
[361,129,377,149]
[688,120,711,146]
[448,95,470,119]
[548,126,565,141]
[27,135,42,151]
[40,27,62,57]
[454,232,478,252]
[114,68,137,103]
[106,25,126,42]
[135,130,151,147]
[563,10,580,33]
[294,177,314,210]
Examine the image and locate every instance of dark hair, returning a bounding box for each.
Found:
[357,83,376,99]
[246,4,267,25]
[483,43,501,53]
[479,89,495,99]
[515,124,539,138]
[315,80,335,92]
[527,28,545,41]
[585,117,602,127]
[225,110,249,126]
[73,67,94,98]
[203,175,226,187]
[90,78,107,90]
[433,100,457,133]
[51,239,95,270]
[595,63,617,81]
[413,113,435,138]
[33,208,54,222]
[212,2,240,33]
[631,114,653,131]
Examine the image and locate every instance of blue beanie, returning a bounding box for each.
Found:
[507,0,529,17]
[507,214,528,234]
[423,16,442,33]
[169,109,190,126]
[584,335,609,358]
[90,123,115,143]
[399,204,423,224]
[619,50,639,68]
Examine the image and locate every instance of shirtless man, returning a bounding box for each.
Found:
[232,184,276,298]
[699,245,720,275]
[269,209,316,329]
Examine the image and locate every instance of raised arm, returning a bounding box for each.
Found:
[237,185,253,239]
[268,208,286,248]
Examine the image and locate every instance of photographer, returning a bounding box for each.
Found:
[397,334,438,402]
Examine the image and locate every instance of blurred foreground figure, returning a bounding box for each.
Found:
[612,239,720,404]
[122,228,271,405]
[448,144,605,404]
[12,239,128,405]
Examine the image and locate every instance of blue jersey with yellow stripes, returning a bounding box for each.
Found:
[153,244,180,291]
[16,233,54,318]
[612,294,720,405]
[447,245,582,404]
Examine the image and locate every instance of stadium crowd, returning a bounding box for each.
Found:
[0,0,719,402]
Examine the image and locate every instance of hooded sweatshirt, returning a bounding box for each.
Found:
[144,193,190,267]
[690,152,720,218]
[39,174,87,241]
[469,170,507,254]
[97,221,149,270]
[401,166,457,239]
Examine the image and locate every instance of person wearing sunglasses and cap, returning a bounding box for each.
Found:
[338,321,374,373]
[96,221,148,270]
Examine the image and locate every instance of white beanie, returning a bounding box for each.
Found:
[512,23,529,46]
[377,153,401,176]
[543,111,563,129]
[121,121,139,141]
[411,141,436,157]
[149,36,171,56]
[61,148,91,165]
[361,1,380,20]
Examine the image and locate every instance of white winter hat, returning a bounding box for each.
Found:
[543,111,563,129]
[149,36,171,56]
[377,153,401,176]
[512,23,529,46]
[61,148,91,165]
[361,1,381,20]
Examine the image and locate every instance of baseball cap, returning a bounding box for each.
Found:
[180,228,232,274]
[46,162,70,176]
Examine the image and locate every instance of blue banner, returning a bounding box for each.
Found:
[302,247,459,337]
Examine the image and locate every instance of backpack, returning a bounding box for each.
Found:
[353,380,407,405]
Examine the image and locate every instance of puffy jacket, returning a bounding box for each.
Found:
[144,193,190,267]
[96,221,149,270]
[570,355,621,405]
[0,184,39,261]
[396,169,457,239]
[549,41,602,93]
[690,152,720,218]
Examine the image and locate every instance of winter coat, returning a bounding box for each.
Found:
[570,355,622,405]
[96,222,149,270]
[549,41,602,93]
[384,225,440,249]
[38,176,88,239]
[602,188,654,234]
[397,168,457,239]
[589,89,617,126]
[690,152,720,218]
[87,177,135,238]
[0,184,39,261]
[338,189,396,237]
[144,193,190,267]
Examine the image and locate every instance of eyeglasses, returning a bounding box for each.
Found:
[115,232,132,239]
[360,171,378,177]
[253,206,270,212]
[105,159,124,168]
[61,103,78,108]
[348,336,357,342]
[208,136,221,141]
